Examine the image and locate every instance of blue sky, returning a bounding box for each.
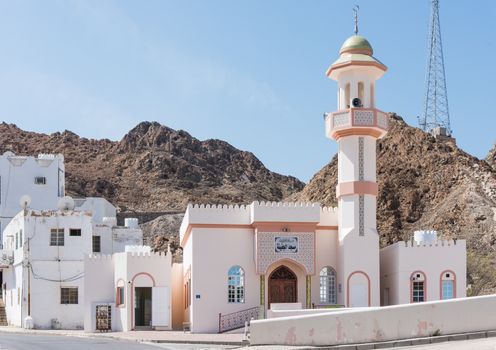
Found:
[0,1,494,182]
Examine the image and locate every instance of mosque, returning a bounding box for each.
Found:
[179,32,466,333]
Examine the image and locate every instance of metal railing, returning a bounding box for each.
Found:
[218,306,259,333]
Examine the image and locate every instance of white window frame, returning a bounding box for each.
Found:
[319,266,337,304]
[50,229,64,246]
[227,266,245,303]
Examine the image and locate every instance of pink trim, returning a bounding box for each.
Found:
[326,61,388,77]
[182,222,339,248]
[331,127,385,140]
[410,271,427,303]
[116,278,126,308]
[346,271,371,307]
[116,278,125,287]
[340,48,373,55]
[130,272,156,330]
[336,181,378,198]
[264,258,309,276]
[439,270,456,299]
[327,108,388,141]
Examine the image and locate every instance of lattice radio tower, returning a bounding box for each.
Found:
[419,0,452,136]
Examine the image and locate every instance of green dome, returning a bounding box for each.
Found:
[339,35,373,55]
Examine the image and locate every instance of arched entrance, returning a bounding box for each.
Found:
[268,265,297,307]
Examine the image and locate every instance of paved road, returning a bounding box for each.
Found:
[0,333,160,350]
[3,332,496,350]
[0,333,235,350]
[396,337,496,350]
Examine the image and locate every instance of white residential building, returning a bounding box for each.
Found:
[84,245,178,332]
[0,150,177,332]
[0,203,143,329]
[0,152,65,238]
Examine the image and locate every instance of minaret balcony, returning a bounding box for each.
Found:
[325,108,389,140]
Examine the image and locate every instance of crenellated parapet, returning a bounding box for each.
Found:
[87,253,113,260]
[2,151,64,167]
[319,206,339,227]
[180,201,340,247]
[381,238,466,252]
[180,203,252,239]
[403,239,462,248]
[251,201,321,224]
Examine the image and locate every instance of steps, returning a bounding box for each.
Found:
[0,299,7,326]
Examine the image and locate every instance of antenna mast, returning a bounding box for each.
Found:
[420,0,452,136]
[353,5,359,35]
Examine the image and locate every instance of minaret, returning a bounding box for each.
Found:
[324,25,388,307]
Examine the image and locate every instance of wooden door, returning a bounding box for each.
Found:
[268,266,297,307]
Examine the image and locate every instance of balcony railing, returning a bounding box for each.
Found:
[325,108,389,139]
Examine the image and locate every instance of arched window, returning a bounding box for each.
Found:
[440,271,456,300]
[228,266,245,303]
[358,82,364,105]
[411,271,426,303]
[319,266,337,304]
[345,83,351,108]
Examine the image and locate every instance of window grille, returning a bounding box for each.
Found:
[69,229,81,237]
[412,281,425,302]
[61,287,78,304]
[92,236,101,253]
[34,177,46,185]
[319,266,337,304]
[95,304,111,331]
[50,229,64,246]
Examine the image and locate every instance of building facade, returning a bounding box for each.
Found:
[0,152,65,239]
[84,245,179,332]
[0,151,177,331]
[0,202,144,329]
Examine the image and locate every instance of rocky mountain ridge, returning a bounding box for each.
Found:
[0,121,304,212]
[488,144,496,170]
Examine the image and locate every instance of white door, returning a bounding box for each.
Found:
[350,284,368,307]
[152,287,170,327]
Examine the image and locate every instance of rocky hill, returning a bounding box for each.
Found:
[488,144,496,170]
[292,114,496,296]
[0,121,304,212]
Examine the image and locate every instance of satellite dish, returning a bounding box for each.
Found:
[19,195,32,209]
[58,196,75,211]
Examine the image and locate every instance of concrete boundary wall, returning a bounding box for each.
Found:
[250,295,496,346]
